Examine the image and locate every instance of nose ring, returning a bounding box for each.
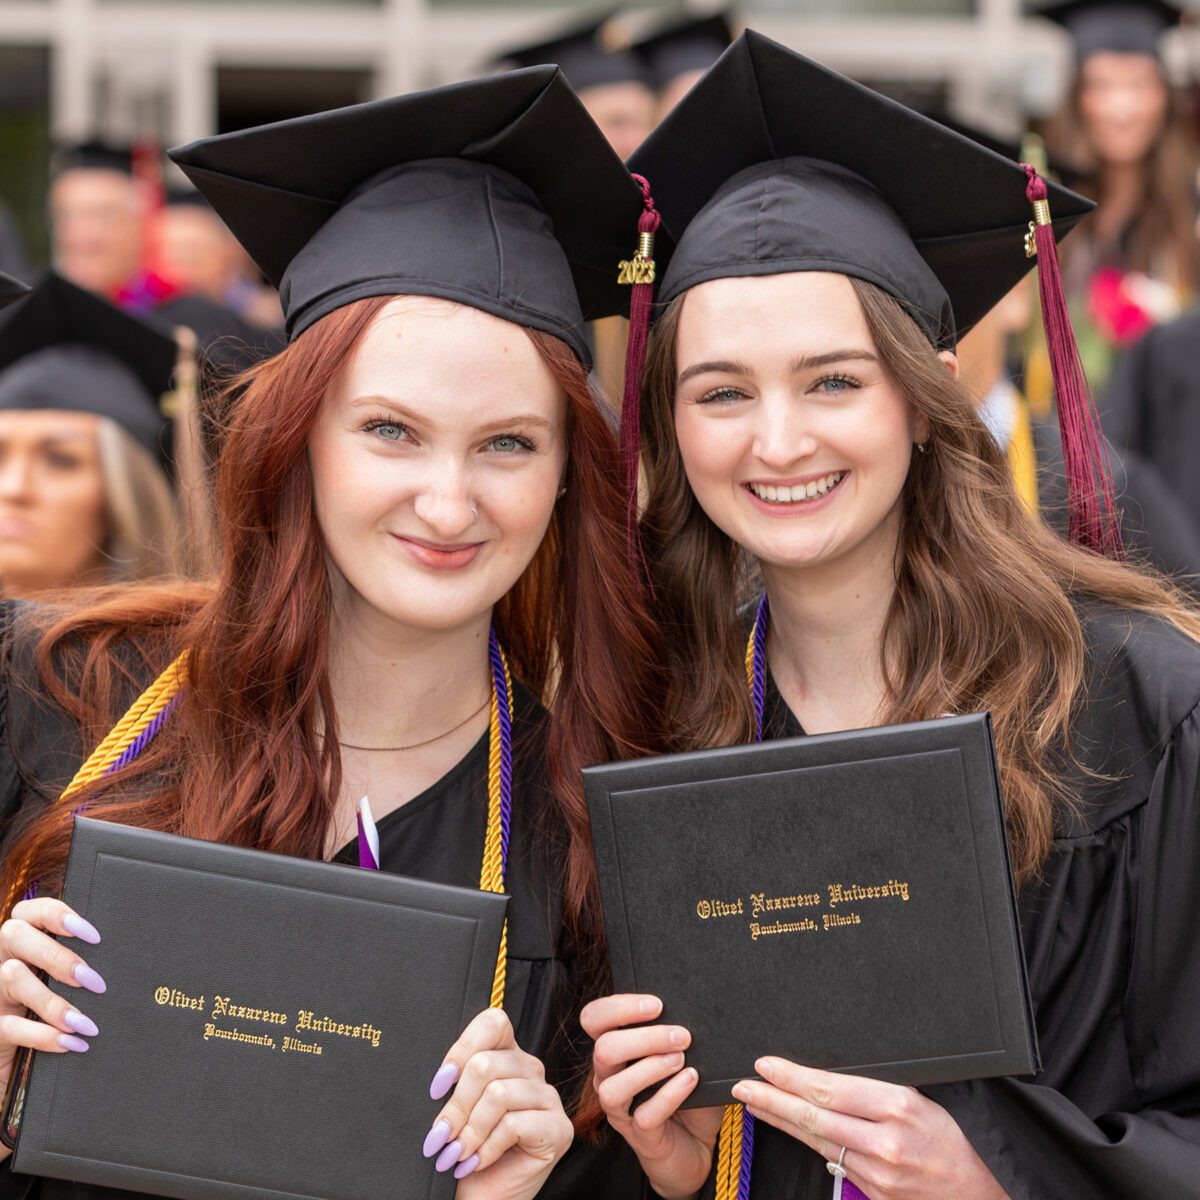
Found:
[468,500,479,521]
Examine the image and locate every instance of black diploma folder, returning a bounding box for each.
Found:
[11,817,508,1200]
[584,714,1038,1108]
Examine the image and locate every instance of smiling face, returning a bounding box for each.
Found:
[0,409,107,595]
[672,272,929,575]
[307,297,568,636]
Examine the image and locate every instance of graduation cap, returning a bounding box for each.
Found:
[1036,0,1184,60]
[928,114,1092,192]
[0,273,29,311]
[168,67,649,365]
[163,185,213,210]
[624,30,1121,560]
[51,139,135,178]
[631,12,735,91]
[492,11,652,93]
[0,272,178,472]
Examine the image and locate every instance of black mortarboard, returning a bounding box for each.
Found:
[628,30,1094,349]
[0,273,177,471]
[1036,0,1183,59]
[631,12,734,90]
[168,68,647,365]
[493,12,651,93]
[164,186,213,210]
[929,114,1092,192]
[51,139,135,178]
[0,273,29,311]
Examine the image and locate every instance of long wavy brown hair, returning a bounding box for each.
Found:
[640,278,1200,886]
[0,297,665,1023]
[1043,73,1199,292]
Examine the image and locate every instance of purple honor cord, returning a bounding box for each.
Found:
[748,597,868,1200]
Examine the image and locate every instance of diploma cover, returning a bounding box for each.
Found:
[584,714,1038,1108]
[11,817,508,1200]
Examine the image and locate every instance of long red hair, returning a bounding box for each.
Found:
[0,297,664,1067]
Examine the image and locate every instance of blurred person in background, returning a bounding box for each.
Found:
[493,12,657,163]
[1035,0,1199,396]
[1100,302,1200,524]
[630,11,734,119]
[155,188,283,329]
[0,272,183,596]
[959,273,1200,584]
[49,141,178,312]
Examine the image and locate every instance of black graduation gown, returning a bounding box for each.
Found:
[0,604,641,1200]
[700,601,1200,1199]
[1099,309,1200,530]
[1030,417,1200,589]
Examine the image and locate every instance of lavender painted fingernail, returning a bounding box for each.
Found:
[429,1062,458,1100]
[64,1010,98,1037]
[73,964,106,994]
[422,1120,451,1159]
[435,1140,463,1173]
[58,1034,89,1053]
[62,915,101,945]
[453,1154,480,1180]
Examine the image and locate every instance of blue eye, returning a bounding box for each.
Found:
[815,374,859,395]
[364,419,407,442]
[697,387,747,406]
[488,435,534,453]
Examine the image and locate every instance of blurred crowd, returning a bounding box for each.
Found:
[1,0,1199,601]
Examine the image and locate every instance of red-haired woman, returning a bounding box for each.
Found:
[0,72,661,1200]
[585,33,1200,1200]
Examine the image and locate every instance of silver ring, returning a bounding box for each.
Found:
[468,500,479,520]
[826,1145,847,1179]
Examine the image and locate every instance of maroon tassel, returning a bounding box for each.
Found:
[618,174,660,589]
[1022,165,1124,559]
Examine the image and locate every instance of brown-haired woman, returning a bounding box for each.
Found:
[0,72,660,1200]
[583,32,1200,1200]
[1033,0,1199,398]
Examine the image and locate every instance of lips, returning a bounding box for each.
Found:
[747,472,845,505]
[392,535,484,572]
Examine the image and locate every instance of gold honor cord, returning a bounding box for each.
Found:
[16,644,518,1012]
[479,644,515,1009]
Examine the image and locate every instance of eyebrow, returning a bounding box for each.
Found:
[790,349,879,371]
[677,349,878,387]
[347,395,557,433]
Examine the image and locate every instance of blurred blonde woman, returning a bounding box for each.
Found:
[0,273,183,597]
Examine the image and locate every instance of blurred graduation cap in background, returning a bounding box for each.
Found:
[491,9,651,91]
[631,11,735,93]
[0,272,178,471]
[1035,0,1186,59]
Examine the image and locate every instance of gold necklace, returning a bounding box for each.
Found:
[331,695,490,753]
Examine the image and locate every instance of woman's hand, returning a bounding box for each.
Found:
[581,994,725,1200]
[0,899,105,1162]
[421,1007,572,1200]
[732,1058,1009,1200]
